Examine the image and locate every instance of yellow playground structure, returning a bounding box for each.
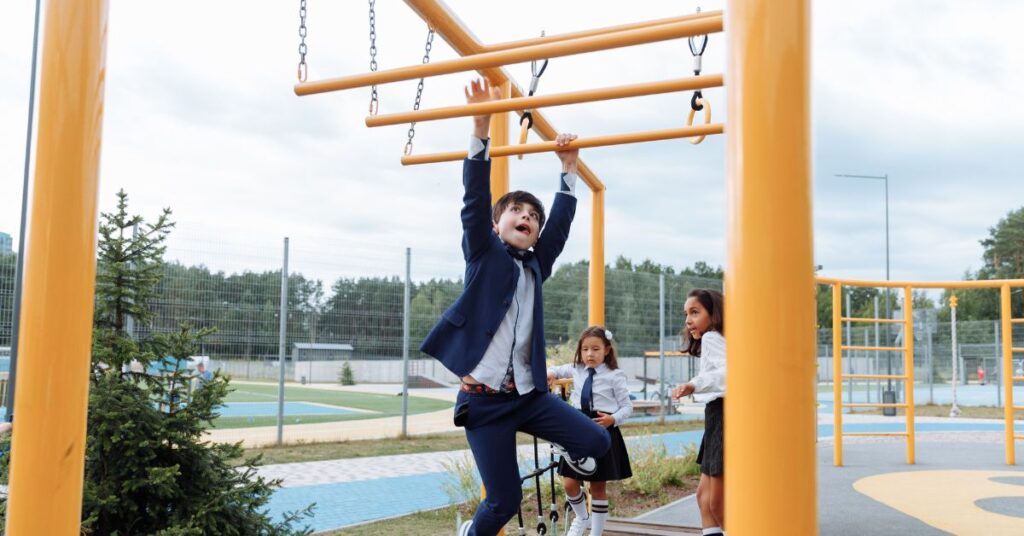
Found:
[7,0,1022,535]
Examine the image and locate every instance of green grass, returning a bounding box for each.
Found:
[213,383,452,429]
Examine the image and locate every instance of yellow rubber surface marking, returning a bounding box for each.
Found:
[853,470,1024,534]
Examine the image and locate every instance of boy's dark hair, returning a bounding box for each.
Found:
[682,288,724,357]
[573,325,619,370]
[493,191,546,229]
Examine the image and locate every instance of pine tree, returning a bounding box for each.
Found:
[1,190,313,534]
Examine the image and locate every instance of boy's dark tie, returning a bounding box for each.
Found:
[580,367,596,413]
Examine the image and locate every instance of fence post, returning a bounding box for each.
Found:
[845,290,852,404]
[401,247,411,437]
[995,319,1001,407]
[949,295,960,418]
[276,237,289,445]
[658,273,666,423]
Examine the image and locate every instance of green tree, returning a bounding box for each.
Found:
[0,191,313,534]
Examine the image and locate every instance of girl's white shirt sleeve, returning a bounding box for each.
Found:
[688,330,726,403]
[548,363,575,380]
[607,369,633,426]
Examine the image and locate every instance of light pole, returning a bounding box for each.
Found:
[835,173,893,394]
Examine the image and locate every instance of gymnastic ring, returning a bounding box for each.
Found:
[685,97,712,145]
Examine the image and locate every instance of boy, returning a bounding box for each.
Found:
[420,79,610,536]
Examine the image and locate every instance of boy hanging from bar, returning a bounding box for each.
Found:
[420,78,610,536]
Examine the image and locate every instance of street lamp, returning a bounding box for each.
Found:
[835,173,896,405]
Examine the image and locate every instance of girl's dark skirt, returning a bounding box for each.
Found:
[557,411,632,482]
[697,397,724,476]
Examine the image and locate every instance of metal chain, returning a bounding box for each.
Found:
[404,27,435,156]
[688,7,708,111]
[297,0,308,82]
[368,0,379,115]
[521,35,549,130]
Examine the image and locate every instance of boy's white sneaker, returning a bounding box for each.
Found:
[566,515,590,536]
[552,443,597,475]
[457,519,472,536]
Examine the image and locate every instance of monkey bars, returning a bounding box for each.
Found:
[294,14,723,96]
[365,74,724,127]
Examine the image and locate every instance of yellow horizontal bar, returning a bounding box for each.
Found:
[844,373,907,380]
[480,10,722,52]
[1016,435,1024,440]
[841,345,905,352]
[843,432,909,437]
[1013,406,1024,411]
[817,277,1024,290]
[366,74,724,127]
[1012,318,1024,324]
[296,15,723,95]
[1014,347,1024,353]
[844,403,906,408]
[1012,376,1024,381]
[841,316,905,324]
[401,123,725,165]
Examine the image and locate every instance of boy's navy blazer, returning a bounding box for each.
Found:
[419,158,576,393]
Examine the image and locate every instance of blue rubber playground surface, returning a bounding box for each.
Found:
[261,416,1024,533]
[218,401,359,418]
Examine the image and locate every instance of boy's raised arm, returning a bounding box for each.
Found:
[460,79,503,261]
[533,134,579,279]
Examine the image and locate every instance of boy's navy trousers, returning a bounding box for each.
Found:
[459,389,611,535]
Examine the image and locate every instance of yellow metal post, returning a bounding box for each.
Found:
[833,284,843,466]
[4,0,108,533]
[590,188,606,325]
[726,0,815,533]
[903,286,916,464]
[1002,284,1015,464]
[489,80,510,202]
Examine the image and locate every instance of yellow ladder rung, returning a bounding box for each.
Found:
[843,432,908,437]
[845,374,907,380]
[1014,347,1024,353]
[840,317,906,324]
[1011,319,1024,324]
[1015,435,1024,440]
[1011,376,1024,381]
[841,345,906,352]
[844,403,906,408]
[1013,406,1024,411]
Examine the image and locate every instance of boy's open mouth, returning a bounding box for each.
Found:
[515,224,530,235]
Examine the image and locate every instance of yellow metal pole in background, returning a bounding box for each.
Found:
[590,188,606,325]
[726,0,814,533]
[1002,284,1015,464]
[489,80,510,202]
[833,284,843,466]
[903,286,916,464]
[5,0,108,533]
[295,15,723,95]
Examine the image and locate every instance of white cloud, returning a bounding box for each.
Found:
[1,0,1021,289]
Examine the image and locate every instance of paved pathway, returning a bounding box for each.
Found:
[216,384,1024,533]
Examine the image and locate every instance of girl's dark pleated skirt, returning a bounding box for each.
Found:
[557,412,633,482]
[697,397,724,476]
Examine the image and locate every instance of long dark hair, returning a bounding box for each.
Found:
[574,325,619,369]
[681,288,724,357]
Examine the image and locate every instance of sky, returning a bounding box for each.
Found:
[1,1,1022,285]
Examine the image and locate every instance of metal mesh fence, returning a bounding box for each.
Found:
[2,231,1022,407]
